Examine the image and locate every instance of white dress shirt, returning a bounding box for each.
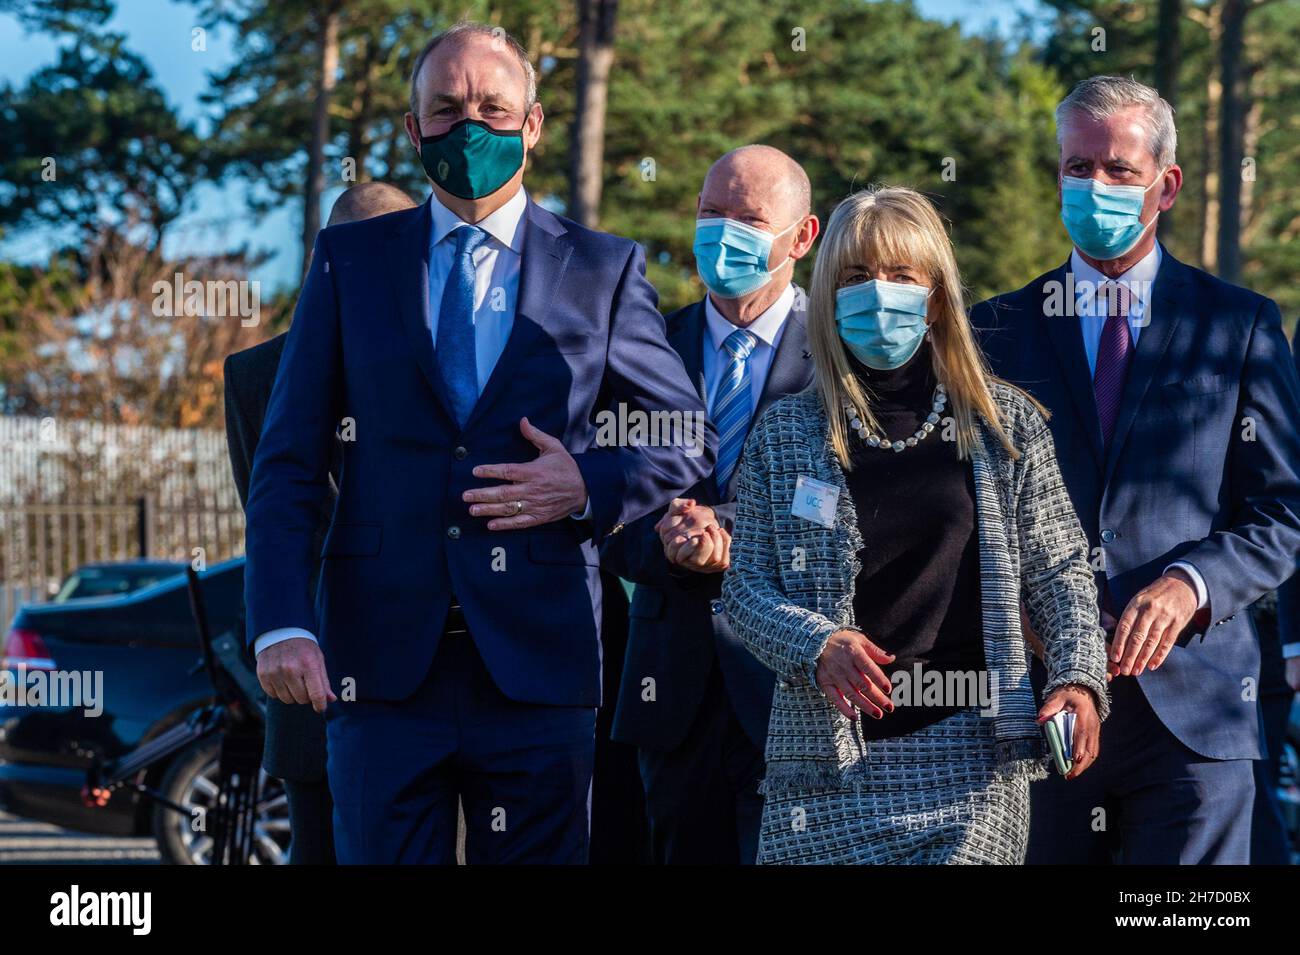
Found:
[255,189,530,657]
[1069,244,1210,615]
[701,283,795,412]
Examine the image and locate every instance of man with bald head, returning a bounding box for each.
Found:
[243,21,712,865]
[603,145,819,864]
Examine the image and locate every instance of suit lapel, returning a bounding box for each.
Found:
[671,300,708,404]
[1102,249,1188,486]
[465,199,572,431]
[666,301,712,503]
[753,298,812,424]
[389,200,458,423]
[1040,263,1105,475]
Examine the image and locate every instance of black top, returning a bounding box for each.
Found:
[843,339,986,740]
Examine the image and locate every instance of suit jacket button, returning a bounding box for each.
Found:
[447,526,460,540]
[1100,528,1116,543]
[710,600,724,616]
[454,446,468,460]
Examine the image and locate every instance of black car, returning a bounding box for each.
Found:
[0,558,289,864]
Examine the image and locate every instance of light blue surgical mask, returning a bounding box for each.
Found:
[1060,172,1164,261]
[693,217,797,299]
[835,279,931,370]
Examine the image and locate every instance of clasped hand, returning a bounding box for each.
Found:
[655,497,730,573]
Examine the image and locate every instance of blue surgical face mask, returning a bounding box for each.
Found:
[835,279,931,370]
[1060,172,1164,260]
[694,217,797,299]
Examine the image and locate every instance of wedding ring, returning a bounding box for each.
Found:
[513,500,525,515]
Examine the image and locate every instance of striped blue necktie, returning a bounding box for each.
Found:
[436,225,489,426]
[711,328,758,493]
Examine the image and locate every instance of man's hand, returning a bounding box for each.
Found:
[464,417,589,530]
[1285,657,1300,693]
[654,497,699,543]
[1109,571,1199,677]
[667,524,731,573]
[256,638,336,714]
[1037,684,1101,780]
[655,498,729,573]
[1019,601,1046,662]
[814,629,895,720]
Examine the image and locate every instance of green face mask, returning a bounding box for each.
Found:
[419,118,526,200]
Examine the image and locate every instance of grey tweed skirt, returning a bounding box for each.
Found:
[757,708,1030,864]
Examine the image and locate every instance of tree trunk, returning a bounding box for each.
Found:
[1154,0,1181,241]
[347,30,379,184]
[1239,91,1263,247]
[1216,0,1249,284]
[303,3,341,279]
[1200,14,1222,273]
[569,0,619,228]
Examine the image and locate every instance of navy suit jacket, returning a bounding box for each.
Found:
[972,247,1300,760]
[602,293,814,750]
[244,196,715,707]
[224,334,335,782]
[1275,334,1300,664]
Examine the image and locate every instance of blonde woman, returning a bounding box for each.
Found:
[721,186,1109,864]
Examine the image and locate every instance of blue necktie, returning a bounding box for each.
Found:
[711,328,758,493]
[436,225,490,426]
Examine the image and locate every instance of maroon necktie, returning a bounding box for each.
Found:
[1093,282,1133,449]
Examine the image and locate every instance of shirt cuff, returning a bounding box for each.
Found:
[1282,643,1300,660]
[1164,561,1208,611]
[254,628,319,657]
[571,498,592,521]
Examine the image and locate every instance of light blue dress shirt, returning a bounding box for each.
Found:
[701,283,795,412]
[1069,244,1209,616]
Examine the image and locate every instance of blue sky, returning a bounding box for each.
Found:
[0,0,1045,292]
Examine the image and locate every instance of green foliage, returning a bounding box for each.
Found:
[0,32,206,248]
[541,0,1072,311]
[1,0,1296,416]
[1035,0,1299,332]
[1236,0,1300,331]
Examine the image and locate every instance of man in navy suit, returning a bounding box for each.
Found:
[602,146,819,864]
[1263,332,1300,862]
[243,21,714,865]
[972,75,1300,864]
[225,183,417,866]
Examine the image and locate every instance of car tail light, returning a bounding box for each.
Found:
[2,627,56,671]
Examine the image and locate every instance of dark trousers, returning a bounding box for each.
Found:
[285,778,336,865]
[1027,674,1254,864]
[325,628,596,865]
[1250,686,1294,864]
[637,666,765,865]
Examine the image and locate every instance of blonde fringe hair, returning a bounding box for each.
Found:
[808,185,1036,469]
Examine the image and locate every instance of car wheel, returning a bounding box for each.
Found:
[152,738,290,865]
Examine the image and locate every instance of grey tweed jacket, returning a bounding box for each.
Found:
[722,381,1110,796]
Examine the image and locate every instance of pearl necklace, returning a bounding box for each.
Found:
[844,383,947,453]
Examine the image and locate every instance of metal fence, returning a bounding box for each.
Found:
[0,416,244,626]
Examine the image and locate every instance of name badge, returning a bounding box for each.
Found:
[790,475,839,529]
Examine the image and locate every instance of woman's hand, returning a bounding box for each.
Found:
[1036,684,1101,780]
[656,499,731,572]
[814,629,896,720]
